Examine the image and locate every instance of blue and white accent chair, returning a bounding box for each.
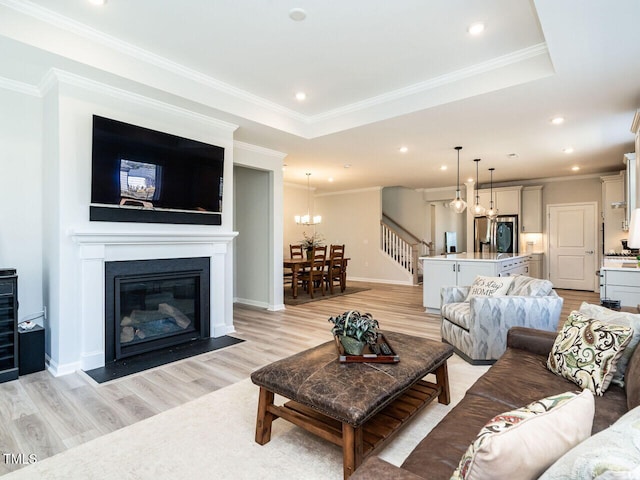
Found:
[440,276,564,364]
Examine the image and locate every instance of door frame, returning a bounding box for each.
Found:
[546,202,599,292]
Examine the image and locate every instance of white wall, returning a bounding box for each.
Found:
[233,142,285,311]
[314,188,412,284]
[0,88,44,324]
[381,186,428,241]
[429,202,467,254]
[283,183,313,257]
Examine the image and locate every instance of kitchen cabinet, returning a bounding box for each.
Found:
[476,186,522,216]
[421,253,531,312]
[521,186,543,233]
[528,253,544,279]
[600,268,640,308]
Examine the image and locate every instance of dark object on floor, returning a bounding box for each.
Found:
[19,324,45,375]
[84,336,244,383]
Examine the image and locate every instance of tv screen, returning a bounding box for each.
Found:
[90,115,224,225]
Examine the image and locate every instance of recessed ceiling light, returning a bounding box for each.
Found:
[467,177,474,183]
[563,147,574,154]
[507,153,519,159]
[289,8,307,21]
[571,165,580,171]
[550,116,565,125]
[468,22,485,35]
[440,165,447,171]
[328,177,334,183]
[295,92,306,101]
[344,164,351,169]
[399,146,408,153]
[89,0,106,5]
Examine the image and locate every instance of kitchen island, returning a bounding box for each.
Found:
[600,263,640,308]
[420,252,531,313]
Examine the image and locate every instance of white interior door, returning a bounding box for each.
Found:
[548,203,597,290]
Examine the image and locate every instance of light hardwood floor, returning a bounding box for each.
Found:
[0,282,598,475]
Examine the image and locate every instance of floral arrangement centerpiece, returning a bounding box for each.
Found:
[328,310,379,355]
[300,231,325,254]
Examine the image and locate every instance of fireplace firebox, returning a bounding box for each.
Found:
[105,257,210,361]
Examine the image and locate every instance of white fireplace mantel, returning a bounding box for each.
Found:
[63,228,238,374]
[71,229,238,246]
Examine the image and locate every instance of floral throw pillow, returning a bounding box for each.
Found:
[547,311,633,395]
[465,275,514,301]
[451,390,594,480]
[578,302,640,388]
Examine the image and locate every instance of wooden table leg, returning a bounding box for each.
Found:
[291,265,299,299]
[342,423,363,479]
[255,387,275,444]
[435,362,450,405]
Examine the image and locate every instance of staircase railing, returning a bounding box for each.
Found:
[380,215,432,284]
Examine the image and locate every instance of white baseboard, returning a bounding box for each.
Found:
[234,297,284,311]
[211,324,236,337]
[46,354,82,377]
[347,276,414,286]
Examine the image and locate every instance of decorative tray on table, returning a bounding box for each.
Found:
[334,333,400,363]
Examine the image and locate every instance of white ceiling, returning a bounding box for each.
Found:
[1,0,639,193]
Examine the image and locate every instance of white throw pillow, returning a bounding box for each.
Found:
[465,275,514,301]
[540,405,640,480]
[452,389,595,480]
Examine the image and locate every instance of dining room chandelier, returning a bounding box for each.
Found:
[485,167,499,220]
[295,172,322,225]
[472,158,486,216]
[449,146,467,213]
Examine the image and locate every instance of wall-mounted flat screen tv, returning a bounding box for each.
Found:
[90,115,224,225]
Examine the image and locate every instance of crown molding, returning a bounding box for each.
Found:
[233,141,287,159]
[284,182,314,191]
[309,43,549,124]
[0,0,554,140]
[0,0,306,123]
[40,68,239,132]
[315,186,382,197]
[0,75,40,97]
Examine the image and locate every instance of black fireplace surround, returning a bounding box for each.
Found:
[105,257,210,362]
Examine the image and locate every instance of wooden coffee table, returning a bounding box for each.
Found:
[250,331,453,479]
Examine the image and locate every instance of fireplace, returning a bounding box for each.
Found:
[104,257,210,361]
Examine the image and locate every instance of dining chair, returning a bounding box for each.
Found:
[299,245,327,298]
[290,244,304,259]
[325,244,346,294]
[285,244,306,289]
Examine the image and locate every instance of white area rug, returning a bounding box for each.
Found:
[6,355,487,480]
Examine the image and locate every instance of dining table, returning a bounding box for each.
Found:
[283,257,350,299]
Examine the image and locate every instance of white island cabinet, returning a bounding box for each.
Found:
[420,253,531,313]
[600,267,640,307]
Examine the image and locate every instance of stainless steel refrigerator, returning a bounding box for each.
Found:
[474,215,519,253]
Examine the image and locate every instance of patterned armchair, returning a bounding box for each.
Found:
[440,276,564,364]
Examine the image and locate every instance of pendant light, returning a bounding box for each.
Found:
[294,173,322,225]
[449,146,467,213]
[471,158,486,216]
[485,167,498,220]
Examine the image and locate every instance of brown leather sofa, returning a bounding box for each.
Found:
[351,326,639,479]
